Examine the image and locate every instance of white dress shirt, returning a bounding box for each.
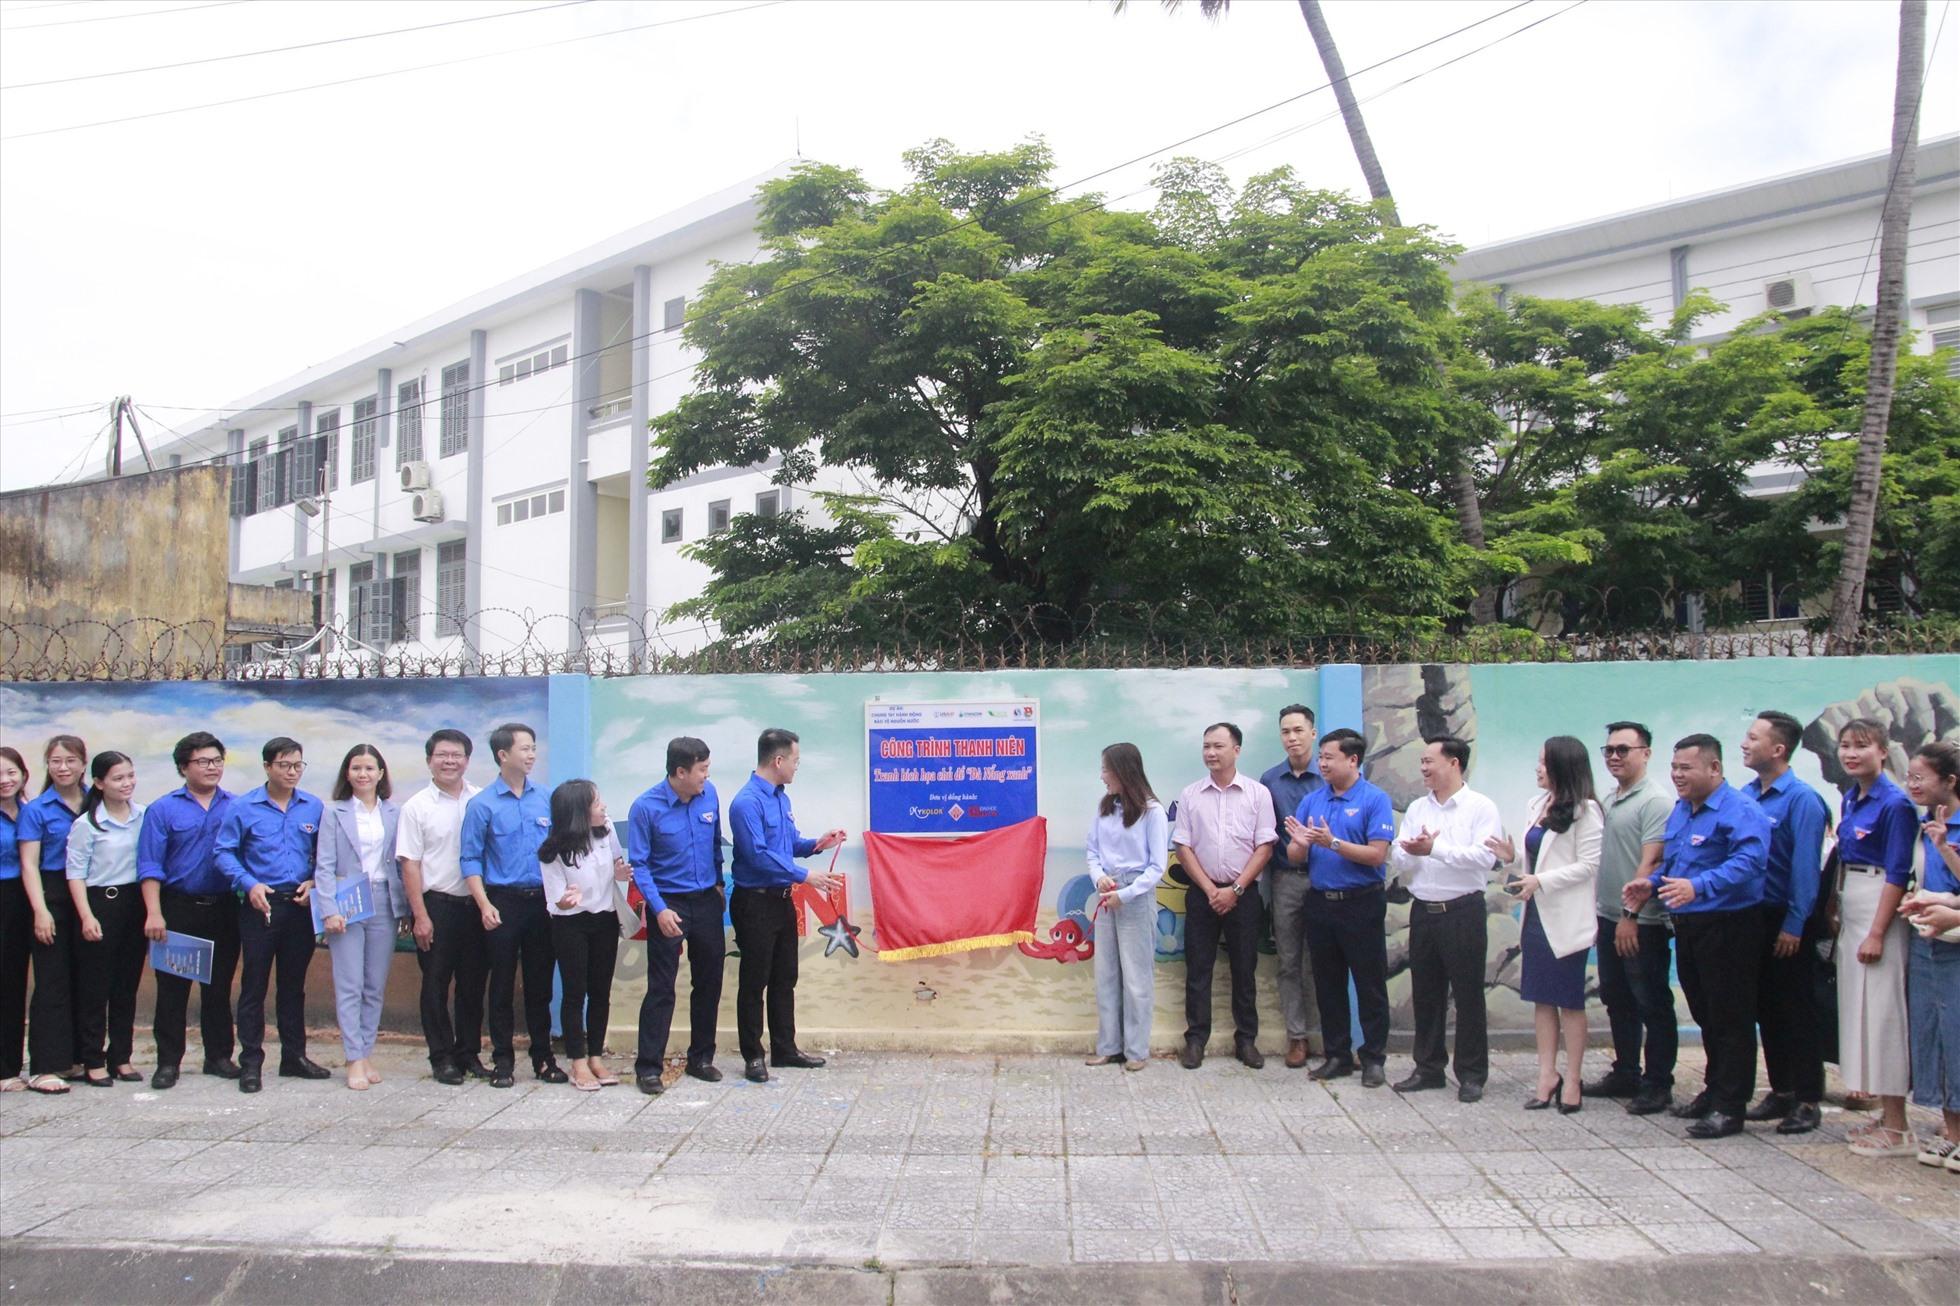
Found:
[541,829,626,917]
[396,780,480,897]
[1390,784,1503,901]
[353,800,388,882]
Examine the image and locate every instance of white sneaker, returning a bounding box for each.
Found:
[1917,1136,1959,1168]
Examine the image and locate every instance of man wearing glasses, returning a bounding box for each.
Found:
[136,732,241,1089]
[1583,721,1678,1115]
[215,737,329,1094]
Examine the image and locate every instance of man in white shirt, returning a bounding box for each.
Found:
[1389,735,1502,1102]
[396,729,485,1086]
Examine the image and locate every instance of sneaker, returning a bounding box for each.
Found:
[1848,1126,1917,1158]
[1947,1148,1960,1175]
[1916,1136,1959,1168]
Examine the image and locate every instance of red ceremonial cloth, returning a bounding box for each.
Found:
[864,816,1047,962]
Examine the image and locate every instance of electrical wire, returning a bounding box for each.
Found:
[1,1,245,32]
[2,0,591,91]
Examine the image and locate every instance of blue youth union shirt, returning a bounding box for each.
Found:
[459,775,551,890]
[137,786,237,896]
[1740,769,1830,936]
[627,778,724,915]
[1293,777,1397,892]
[1837,772,1918,887]
[215,785,324,893]
[729,772,818,890]
[17,789,82,873]
[1652,782,1770,914]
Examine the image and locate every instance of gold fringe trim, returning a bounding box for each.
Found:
[875,931,1035,962]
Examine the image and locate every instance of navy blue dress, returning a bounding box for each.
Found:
[1518,824,1586,1011]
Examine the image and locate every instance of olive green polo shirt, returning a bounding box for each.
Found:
[1597,771,1673,924]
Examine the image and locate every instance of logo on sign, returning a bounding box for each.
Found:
[949,803,966,823]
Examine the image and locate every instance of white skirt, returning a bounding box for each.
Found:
[1836,869,1911,1096]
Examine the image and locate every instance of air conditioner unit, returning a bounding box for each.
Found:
[411,489,444,523]
[400,460,431,492]
[1762,271,1814,314]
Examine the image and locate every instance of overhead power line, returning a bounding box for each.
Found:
[1,0,245,32]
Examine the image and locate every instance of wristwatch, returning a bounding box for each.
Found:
[1232,883,1246,898]
[1621,909,1637,921]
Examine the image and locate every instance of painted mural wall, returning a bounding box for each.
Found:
[3,654,1952,1055]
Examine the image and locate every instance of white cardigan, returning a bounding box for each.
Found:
[1509,791,1604,960]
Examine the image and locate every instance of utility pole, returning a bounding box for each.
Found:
[103,396,155,476]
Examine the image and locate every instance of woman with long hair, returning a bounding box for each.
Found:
[1084,743,1169,1072]
[16,735,88,1093]
[538,779,630,1091]
[1487,736,1602,1114]
[65,752,147,1087]
[316,744,407,1091]
[1902,739,1960,1173]
[0,746,32,1092]
[1834,717,1918,1158]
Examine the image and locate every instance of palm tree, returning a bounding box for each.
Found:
[1828,1,1925,649]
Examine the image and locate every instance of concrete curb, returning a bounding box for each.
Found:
[4,1243,1957,1306]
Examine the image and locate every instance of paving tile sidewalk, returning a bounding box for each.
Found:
[2,1040,1956,1270]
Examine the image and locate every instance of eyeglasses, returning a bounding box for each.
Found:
[187,757,225,768]
[1599,744,1648,758]
[429,752,468,764]
[269,760,308,774]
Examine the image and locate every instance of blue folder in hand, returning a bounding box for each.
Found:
[149,931,215,984]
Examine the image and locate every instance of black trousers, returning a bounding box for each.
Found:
[236,896,314,1070]
[730,887,800,1062]
[1673,907,1763,1116]
[0,878,30,1080]
[1407,894,1489,1086]
[415,893,487,1068]
[27,872,78,1076]
[638,886,726,1075]
[76,886,147,1070]
[1755,902,1824,1103]
[1305,887,1390,1065]
[484,887,556,1068]
[1594,915,1678,1091]
[549,911,618,1060]
[152,889,241,1070]
[1182,879,1262,1045]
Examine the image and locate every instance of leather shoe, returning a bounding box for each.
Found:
[1234,1039,1264,1070]
[1284,1038,1309,1070]
[1625,1088,1672,1115]
[1392,1072,1446,1094]
[744,1058,769,1084]
[637,1075,666,1096]
[464,1058,495,1080]
[534,1062,570,1084]
[1308,1056,1354,1081]
[150,1065,180,1090]
[685,1061,723,1083]
[1360,1062,1387,1088]
[431,1062,466,1086]
[278,1057,331,1080]
[1686,1111,1744,1139]
[202,1057,242,1080]
[1669,1090,1713,1120]
[239,1070,262,1094]
[1581,1072,1639,1099]
[1776,1101,1822,1135]
[1179,1037,1204,1070]
[1744,1091,1796,1122]
[490,1064,515,1089]
[1458,1082,1484,1104]
[770,1050,826,1069]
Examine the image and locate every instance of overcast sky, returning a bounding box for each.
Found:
[2,0,1955,490]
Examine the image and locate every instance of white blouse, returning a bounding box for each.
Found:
[540,829,627,917]
[354,800,388,882]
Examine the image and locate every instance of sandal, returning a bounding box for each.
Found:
[595,1071,620,1087]
[0,1076,26,1093]
[1848,1125,1917,1158]
[347,1073,371,1091]
[25,1074,70,1095]
[570,1075,602,1092]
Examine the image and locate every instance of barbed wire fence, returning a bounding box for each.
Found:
[3,587,1955,683]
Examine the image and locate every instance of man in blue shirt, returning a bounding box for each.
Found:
[1283,728,1398,1087]
[1260,704,1324,1070]
[628,736,726,1095]
[214,737,328,1093]
[136,732,242,1089]
[1624,734,1771,1138]
[459,722,562,1089]
[728,728,845,1084]
[1739,711,1832,1135]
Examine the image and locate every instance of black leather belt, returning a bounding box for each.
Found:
[1416,891,1483,914]
[164,889,228,906]
[87,884,133,900]
[1313,883,1384,901]
[489,885,545,899]
[733,884,794,899]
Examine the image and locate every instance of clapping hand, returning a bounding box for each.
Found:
[1483,832,1516,865]
[1399,827,1436,857]
[1299,817,1337,849]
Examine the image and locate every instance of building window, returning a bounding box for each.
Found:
[391,549,421,644]
[314,409,340,492]
[351,396,378,484]
[439,360,469,457]
[708,499,731,533]
[661,507,682,543]
[250,436,272,513]
[348,561,376,646]
[496,337,571,386]
[756,489,781,517]
[495,485,567,526]
[435,540,466,637]
[397,378,424,464]
[1740,572,1801,623]
[663,296,687,332]
[271,425,297,506]
[1932,327,1960,380]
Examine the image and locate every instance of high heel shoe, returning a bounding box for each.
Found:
[1525,1076,1562,1110]
[1557,1090,1583,1115]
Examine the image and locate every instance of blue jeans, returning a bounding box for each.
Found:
[1910,933,1960,1113]
[1594,915,1676,1091]
[1093,874,1157,1062]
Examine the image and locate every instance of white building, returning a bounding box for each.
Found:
[150,164,839,662]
